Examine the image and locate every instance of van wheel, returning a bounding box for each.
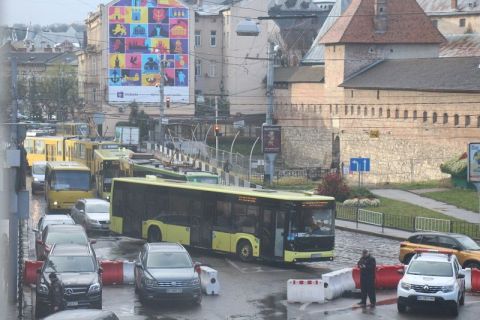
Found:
[237,240,253,262]
[397,302,407,313]
[147,227,161,243]
[464,261,480,269]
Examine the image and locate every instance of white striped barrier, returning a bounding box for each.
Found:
[199,266,220,295]
[322,268,356,300]
[100,260,135,285]
[287,279,325,304]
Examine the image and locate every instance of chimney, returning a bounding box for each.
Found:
[451,0,458,10]
[374,0,388,34]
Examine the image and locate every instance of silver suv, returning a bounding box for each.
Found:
[134,243,202,304]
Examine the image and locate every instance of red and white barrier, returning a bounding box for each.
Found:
[322,268,356,300]
[100,260,135,285]
[472,268,480,293]
[199,266,220,295]
[24,260,44,285]
[352,264,404,290]
[287,279,325,303]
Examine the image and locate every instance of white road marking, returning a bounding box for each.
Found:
[225,258,288,274]
[300,302,312,311]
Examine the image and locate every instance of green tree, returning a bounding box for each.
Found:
[126,101,151,140]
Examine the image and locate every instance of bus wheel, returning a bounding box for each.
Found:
[147,227,161,243]
[237,240,253,262]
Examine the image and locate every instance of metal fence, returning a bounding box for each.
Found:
[336,204,480,240]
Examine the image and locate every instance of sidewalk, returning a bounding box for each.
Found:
[335,219,411,241]
[371,189,480,224]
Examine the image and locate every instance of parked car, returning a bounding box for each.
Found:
[134,242,202,304]
[35,244,102,318]
[43,309,118,320]
[397,250,465,316]
[71,199,110,232]
[399,232,480,268]
[34,214,75,242]
[31,161,46,194]
[36,224,94,261]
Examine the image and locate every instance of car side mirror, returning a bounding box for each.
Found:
[457,273,465,279]
[90,239,97,245]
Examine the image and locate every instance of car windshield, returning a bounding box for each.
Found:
[46,231,88,245]
[86,202,110,213]
[147,252,192,269]
[45,256,95,273]
[407,261,453,277]
[44,220,74,228]
[51,170,90,191]
[454,235,480,250]
[32,164,46,175]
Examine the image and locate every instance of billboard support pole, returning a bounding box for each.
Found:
[158,54,167,147]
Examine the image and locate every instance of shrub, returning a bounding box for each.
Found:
[343,198,381,207]
[349,186,374,199]
[315,173,350,202]
[440,154,467,178]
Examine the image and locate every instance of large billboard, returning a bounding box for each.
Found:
[107,0,189,103]
[468,143,480,182]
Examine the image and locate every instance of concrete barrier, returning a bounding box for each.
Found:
[472,268,480,293]
[353,264,404,290]
[287,279,325,304]
[100,260,135,285]
[322,268,355,300]
[199,266,220,295]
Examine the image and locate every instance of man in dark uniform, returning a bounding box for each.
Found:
[357,249,376,307]
[49,273,64,313]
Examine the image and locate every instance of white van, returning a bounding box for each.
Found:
[31,161,47,194]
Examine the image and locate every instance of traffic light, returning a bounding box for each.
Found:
[166,97,170,108]
[214,125,222,137]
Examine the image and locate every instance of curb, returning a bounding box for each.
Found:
[335,225,407,241]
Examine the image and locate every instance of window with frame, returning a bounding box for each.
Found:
[371,107,375,116]
[465,115,471,127]
[423,111,428,122]
[208,62,217,77]
[413,110,418,120]
[232,203,259,234]
[460,18,466,27]
[195,30,201,47]
[210,30,217,47]
[379,108,383,117]
[433,112,438,123]
[215,200,231,229]
[437,236,458,249]
[403,110,408,120]
[34,140,45,155]
[145,186,169,220]
[443,113,448,124]
[167,191,191,226]
[195,59,201,76]
[454,114,460,126]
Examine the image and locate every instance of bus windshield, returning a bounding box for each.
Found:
[51,170,90,191]
[292,208,334,236]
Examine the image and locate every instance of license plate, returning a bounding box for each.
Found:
[311,253,323,258]
[166,288,182,294]
[66,301,79,307]
[417,296,435,302]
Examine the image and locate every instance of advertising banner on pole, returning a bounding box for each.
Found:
[468,143,480,182]
[107,0,189,103]
[262,125,281,154]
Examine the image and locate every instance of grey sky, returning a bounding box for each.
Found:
[3,0,109,25]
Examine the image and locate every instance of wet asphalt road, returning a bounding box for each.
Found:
[27,190,480,320]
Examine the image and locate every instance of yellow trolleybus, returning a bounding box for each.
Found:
[45,162,95,211]
[110,177,335,263]
[24,136,65,167]
[93,148,134,200]
[65,139,121,172]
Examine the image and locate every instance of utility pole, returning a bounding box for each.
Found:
[158,54,167,146]
[215,96,219,162]
[264,41,276,185]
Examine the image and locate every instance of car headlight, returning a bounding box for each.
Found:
[441,285,454,293]
[190,278,200,286]
[143,277,157,287]
[88,218,99,224]
[88,282,101,294]
[400,282,412,290]
[53,201,58,206]
[38,283,49,295]
[33,177,39,182]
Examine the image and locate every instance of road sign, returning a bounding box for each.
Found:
[468,143,480,182]
[262,125,281,154]
[350,158,370,172]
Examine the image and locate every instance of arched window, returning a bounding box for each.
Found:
[433,112,438,123]
[454,114,459,126]
[387,109,391,118]
[477,116,480,128]
[403,110,408,120]
[371,108,375,116]
[465,115,471,127]
[379,108,383,117]
[335,104,339,114]
[364,107,368,116]
[345,105,348,115]
[357,106,361,115]
[395,109,399,119]
[351,106,354,115]
[413,110,418,120]
[423,111,428,122]
[443,113,448,124]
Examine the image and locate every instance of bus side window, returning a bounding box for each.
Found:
[214,200,231,231]
[233,203,259,234]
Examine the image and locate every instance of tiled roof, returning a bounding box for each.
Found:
[340,56,480,92]
[274,66,325,83]
[417,0,480,16]
[320,0,445,44]
[440,34,480,57]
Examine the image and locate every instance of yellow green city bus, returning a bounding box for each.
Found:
[110,177,335,263]
[93,148,134,200]
[45,162,96,211]
[64,138,121,172]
